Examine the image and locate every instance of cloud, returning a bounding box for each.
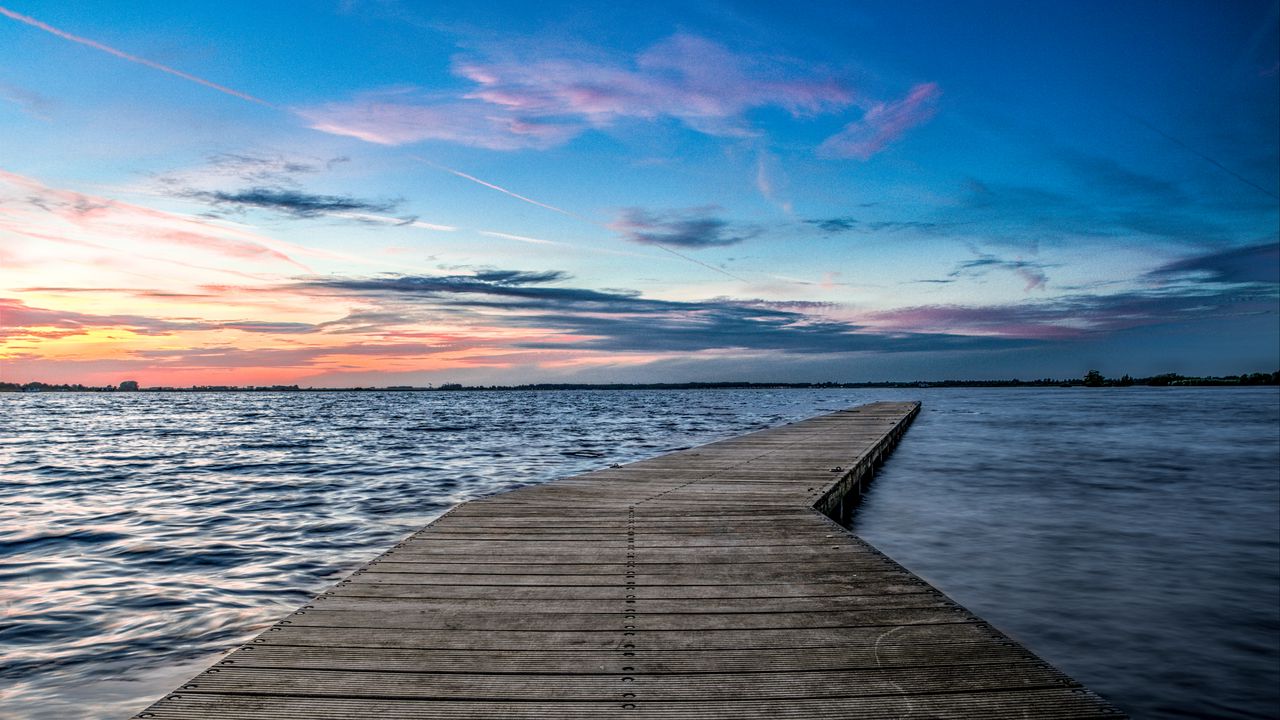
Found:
[336,212,456,232]
[295,270,1029,355]
[156,154,456,232]
[611,207,760,248]
[0,298,200,338]
[0,298,321,339]
[803,216,942,235]
[132,342,441,368]
[950,252,1051,291]
[1146,241,1280,285]
[183,186,397,219]
[865,272,1274,340]
[300,33,861,150]
[458,33,854,128]
[754,151,792,213]
[805,216,858,233]
[0,81,52,117]
[818,83,940,160]
[217,321,315,334]
[167,153,347,188]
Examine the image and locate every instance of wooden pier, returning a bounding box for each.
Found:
[138,401,1123,719]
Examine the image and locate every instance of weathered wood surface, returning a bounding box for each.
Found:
[138,401,1123,719]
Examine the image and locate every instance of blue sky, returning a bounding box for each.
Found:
[0,1,1276,385]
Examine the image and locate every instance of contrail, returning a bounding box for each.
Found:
[410,156,589,221]
[650,245,749,283]
[1123,110,1279,201]
[0,5,274,107]
[479,230,563,246]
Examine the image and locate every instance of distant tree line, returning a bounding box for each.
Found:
[1081,370,1279,387]
[3,372,1277,393]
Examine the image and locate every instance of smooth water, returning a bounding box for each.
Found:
[0,388,1276,719]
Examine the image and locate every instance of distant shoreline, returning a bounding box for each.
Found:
[5,372,1278,393]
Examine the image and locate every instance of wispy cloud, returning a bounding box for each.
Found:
[0,298,202,339]
[131,342,445,367]
[950,251,1051,291]
[335,212,456,232]
[458,33,854,131]
[164,152,346,187]
[818,83,940,160]
[0,80,52,117]
[301,33,861,150]
[611,207,760,249]
[754,151,792,213]
[0,297,317,339]
[0,5,272,107]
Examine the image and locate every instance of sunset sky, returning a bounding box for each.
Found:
[1,1,1277,386]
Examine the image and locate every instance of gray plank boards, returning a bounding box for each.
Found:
[137,401,1124,719]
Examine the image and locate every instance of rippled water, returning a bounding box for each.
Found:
[854,388,1280,720]
[1,388,1276,719]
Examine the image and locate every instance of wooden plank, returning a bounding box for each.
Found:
[138,688,1121,719]
[136,401,1125,719]
[273,607,969,632]
[183,663,1079,700]
[239,623,1009,652]
[214,640,1039,673]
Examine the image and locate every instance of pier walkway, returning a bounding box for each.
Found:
[138,401,1122,719]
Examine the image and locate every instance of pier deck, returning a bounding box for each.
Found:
[138,401,1122,719]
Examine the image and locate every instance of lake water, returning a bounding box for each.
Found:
[1,388,1276,719]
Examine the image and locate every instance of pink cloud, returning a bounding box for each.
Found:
[818,83,941,160]
[0,169,309,270]
[146,229,306,270]
[1016,267,1048,291]
[463,34,853,125]
[0,297,204,338]
[300,33,857,150]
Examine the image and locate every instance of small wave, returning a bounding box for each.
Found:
[0,530,129,554]
[236,441,320,450]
